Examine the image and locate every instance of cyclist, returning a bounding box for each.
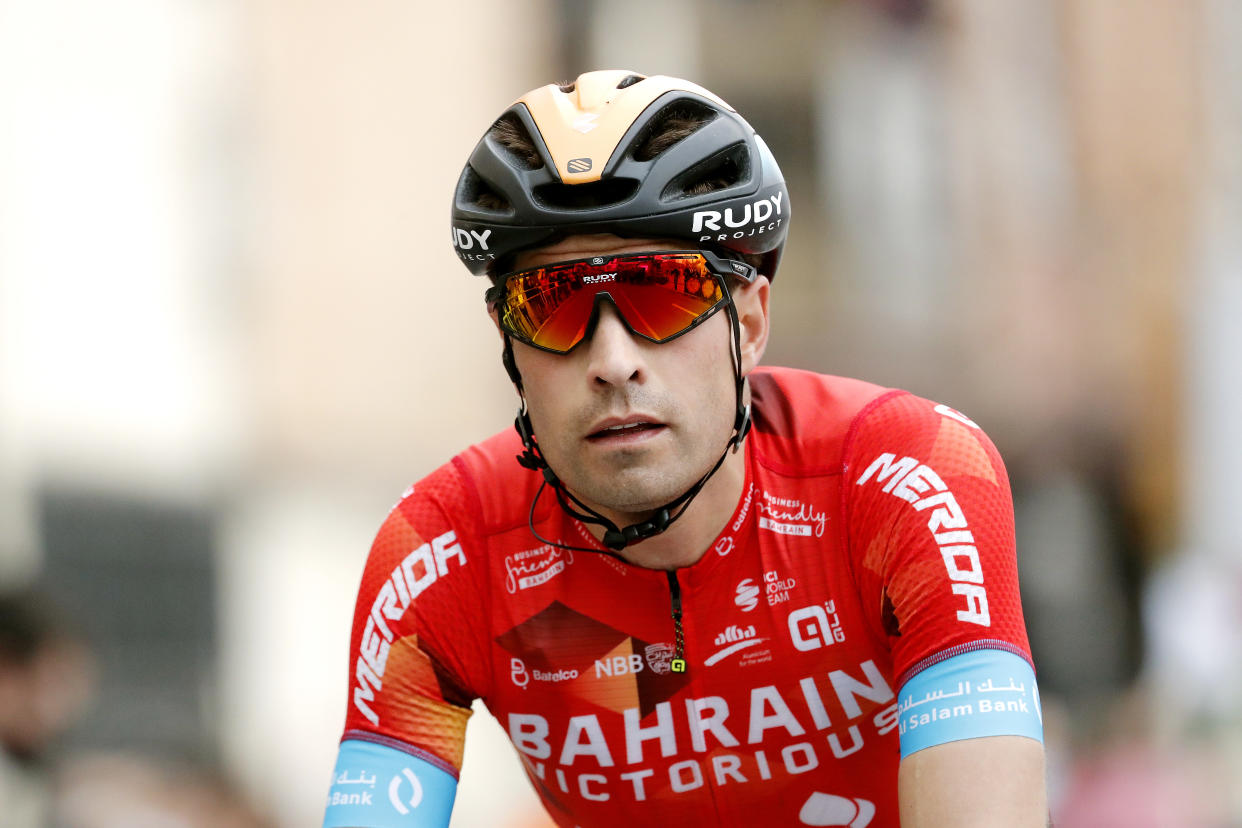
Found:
[323,70,1047,827]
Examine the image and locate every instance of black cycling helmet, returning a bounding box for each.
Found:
[451,70,790,280]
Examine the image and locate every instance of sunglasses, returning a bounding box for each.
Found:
[486,251,756,354]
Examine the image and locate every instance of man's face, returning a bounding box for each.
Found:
[501,235,768,519]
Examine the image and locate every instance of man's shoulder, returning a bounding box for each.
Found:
[392,426,540,536]
[750,367,993,471]
[749,366,903,473]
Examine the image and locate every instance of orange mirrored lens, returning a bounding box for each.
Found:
[496,253,725,353]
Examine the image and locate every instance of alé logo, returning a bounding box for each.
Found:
[799,792,875,827]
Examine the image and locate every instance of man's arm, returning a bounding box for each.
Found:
[324,464,487,828]
[324,739,458,828]
[899,735,1047,827]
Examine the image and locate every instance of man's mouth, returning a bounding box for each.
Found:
[586,419,666,442]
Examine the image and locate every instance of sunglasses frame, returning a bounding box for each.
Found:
[486,250,758,355]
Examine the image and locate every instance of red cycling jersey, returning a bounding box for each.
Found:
[336,367,1034,827]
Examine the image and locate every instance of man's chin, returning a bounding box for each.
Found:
[569,472,684,520]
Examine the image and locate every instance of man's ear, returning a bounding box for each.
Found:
[733,275,770,375]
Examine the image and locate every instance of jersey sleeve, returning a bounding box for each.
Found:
[842,392,1033,688]
[336,459,491,777]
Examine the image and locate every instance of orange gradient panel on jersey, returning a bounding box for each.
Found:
[492,252,727,353]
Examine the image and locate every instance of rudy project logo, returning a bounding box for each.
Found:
[799,793,875,827]
[693,193,785,242]
[581,272,616,284]
[452,226,496,263]
[567,157,593,173]
[735,578,759,612]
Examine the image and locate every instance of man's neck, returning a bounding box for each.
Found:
[579,444,748,571]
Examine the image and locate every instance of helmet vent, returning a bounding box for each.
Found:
[533,177,640,210]
[489,113,545,171]
[557,81,576,93]
[616,74,645,89]
[459,167,511,213]
[663,142,750,200]
[630,100,718,162]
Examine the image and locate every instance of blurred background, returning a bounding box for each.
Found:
[1,0,1239,825]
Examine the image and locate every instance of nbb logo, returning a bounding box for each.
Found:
[595,654,645,678]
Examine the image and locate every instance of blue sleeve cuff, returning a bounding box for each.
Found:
[897,647,1043,758]
[324,738,457,827]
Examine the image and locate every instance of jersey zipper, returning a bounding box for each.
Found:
[666,570,687,673]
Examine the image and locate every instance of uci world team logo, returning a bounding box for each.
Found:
[735,578,759,612]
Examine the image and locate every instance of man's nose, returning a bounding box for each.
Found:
[584,301,645,387]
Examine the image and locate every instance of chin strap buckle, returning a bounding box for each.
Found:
[602,508,671,551]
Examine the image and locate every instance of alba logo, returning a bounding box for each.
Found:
[735,579,759,612]
[799,793,875,827]
[388,768,424,816]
